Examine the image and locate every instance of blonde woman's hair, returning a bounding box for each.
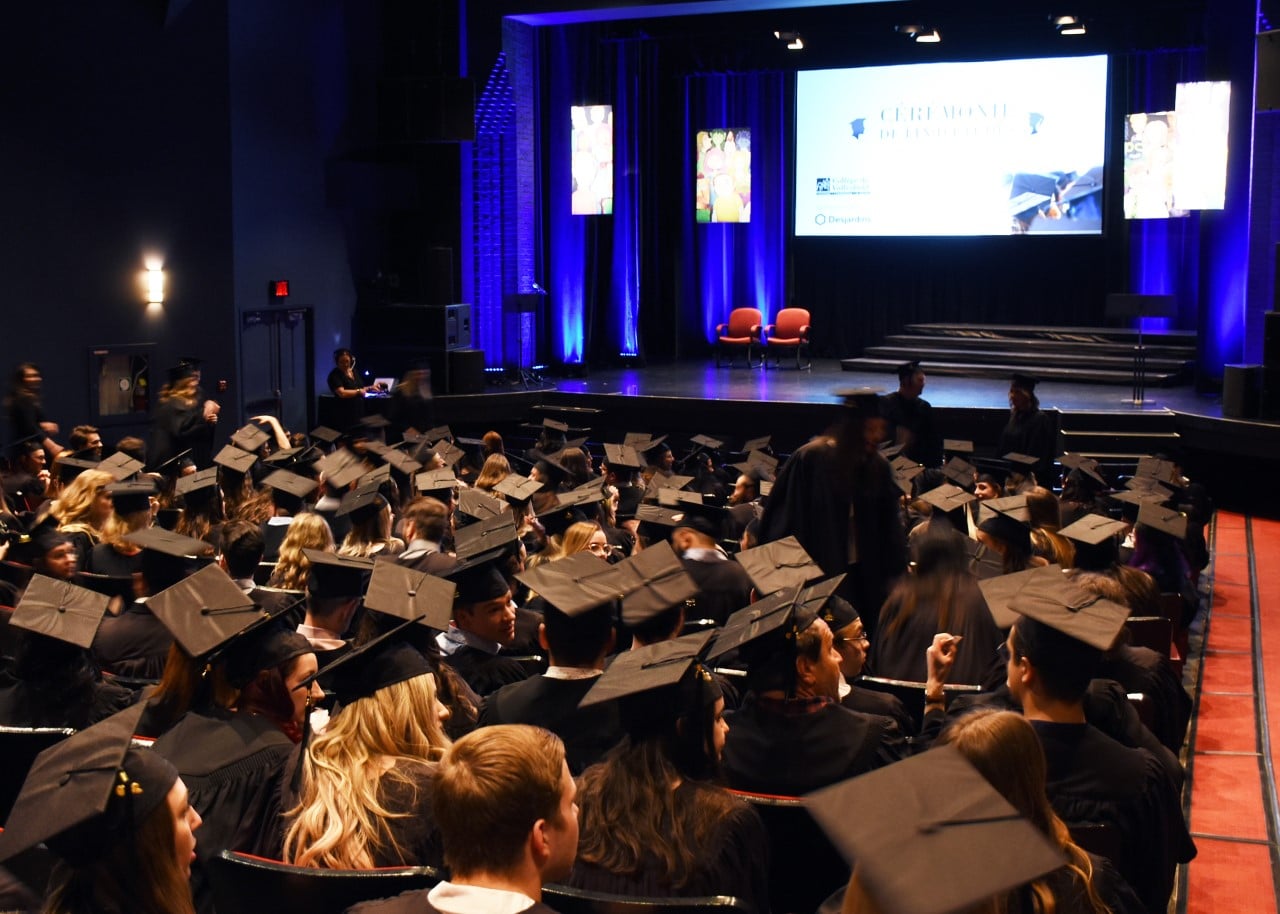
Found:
[268,513,335,590]
[54,468,120,542]
[283,673,451,869]
[159,375,199,408]
[561,521,602,556]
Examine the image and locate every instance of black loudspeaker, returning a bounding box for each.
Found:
[379,77,475,143]
[448,349,486,394]
[1222,364,1262,419]
[1261,368,1280,419]
[426,247,453,307]
[1265,310,1280,367]
[354,304,471,352]
[1260,31,1280,113]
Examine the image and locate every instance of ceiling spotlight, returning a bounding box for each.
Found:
[1053,15,1086,35]
[787,35,804,50]
[896,24,940,43]
[915,29,941,43]
[773,30,804,50]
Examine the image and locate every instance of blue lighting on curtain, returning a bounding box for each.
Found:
[683,73,788,347]
[611,43,642,358]
[546,28,587,365]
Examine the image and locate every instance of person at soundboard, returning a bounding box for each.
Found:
[327,348,374,399]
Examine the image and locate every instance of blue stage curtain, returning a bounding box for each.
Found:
[680,72,789,351]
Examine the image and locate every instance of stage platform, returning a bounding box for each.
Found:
[416,359,1279,516]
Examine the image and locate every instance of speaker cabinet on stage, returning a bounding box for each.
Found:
[1261,368,1280,419]
[448,349,486,394]
[1223,364,1262,419]
[1264,311,1280,367]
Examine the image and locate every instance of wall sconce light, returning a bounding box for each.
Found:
[144,265,165,311]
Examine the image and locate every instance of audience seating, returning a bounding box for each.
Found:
[1,839,53,906]
[763,308,812,370]
[1124,616,1173,659]
[715,309,763,368]
[254,562,278,585]
[0,560,33,590]
[0,727,75,823]
[207,850,443,914]
[729,789,848,914]
[543,884,751,914]
[855,676,984,731]
[1126,692,1157,735]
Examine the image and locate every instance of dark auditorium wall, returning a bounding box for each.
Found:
[0,1,236,445]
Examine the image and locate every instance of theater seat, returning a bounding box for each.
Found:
[715,309,763,368]
[763,308,812,370]
[0,727,75,824]
[542,883,751,914]
[728,790,848,914]
[207,850,443,914]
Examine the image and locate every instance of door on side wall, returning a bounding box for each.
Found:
[239,308,314,434]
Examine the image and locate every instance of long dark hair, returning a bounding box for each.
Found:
[43,789,196,914]
[883,531,971,639]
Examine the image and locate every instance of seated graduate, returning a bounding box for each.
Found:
[259,469,319,563]
[283,629,453,869]
[872,529,1005,689]
[0,704,203,914]
[86,478,155,577]
[53,468,118,561]
[296,549,374,655]
[437,549,529,697]
[716,579,907,795]
[395,495,459,576]
[825,593,916,739]
[347,724,578,914]
[568,632,770,914]
[808,743,1092,914]
[670,504,753,627]
[0,574,134,728]
[266,510,332,591]
[479,550,626,774]
[174,468,225,548]
[92,527,217,681]
[938,709,1145,914]
[152,607,322,914]
[1002,570,1195,914]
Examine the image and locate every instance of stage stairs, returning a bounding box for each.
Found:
[841,322,1197,385]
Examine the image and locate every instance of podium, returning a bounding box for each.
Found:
[1104,293,1178,406]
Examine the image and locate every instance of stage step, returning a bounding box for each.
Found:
[839,357,1184,386]
[862,345,1190,374]
[904,323,1197,347]
[882,333,1196,361]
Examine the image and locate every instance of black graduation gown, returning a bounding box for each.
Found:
[150,397,215,471]
[0,667,135,729]
[92,600,173,680]
[997,408,1057,484]
[841,683,916,738]
[478,675,625,774]
[880,392,942,468]
[347,892,559,914]
[1030,720,1195,914]
[758,439,907,635]
[442,644,530,697]
[260,519,292,563]
[394,549,459,577]
[679,555,753,626]
[722,693,907,796]
[153,709,296,914]
[871,578,1006,688]
[1097,644,1192,754]
[86,543,142,577]
[568,782,771,914]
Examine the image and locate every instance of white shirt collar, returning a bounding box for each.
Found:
[427,881,538,914]
[544,666,603,681]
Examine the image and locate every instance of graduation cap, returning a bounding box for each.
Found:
[310,623,436,705]
[97,451,144,482]
[603,443,644,471]
[943,439,975,454]
[707,586,810,661]
[433,439,465,468]
[1134,455,1179,484]
[966,536,1008,583]
[105,480,157,515]
[1137,501,1188,539]
[942,456,977,488]
[1059,453,1108,488]
[357,464,393,488]
[263,446,303,467]
[892,462,926,496]
[380,449,422,477]
[918,483,976,513]
[363,561,456,631]
[978,511,1032,556]
[689,434,725,450]
[355,414,392,432]
[454,512,519,560]
[174,466,219,501]
[542,418,570,434]
[980,494,1030,525]
[309,426,342,445]
[556,480,610,510]
[361,440,392,457]
[735,536,824,595]
[146,563,276,658]
[151,448,194,478]
[646,474,695,497]
[214,445,258,476]
[805,746,1065,914]
[446,548,512,604]
[125,526,215,560]
[740,435,771,453]
[422,425,453,443]
[1058,514,1128,546]
[1010,372,1038,393]
[335,484,386,521]
[220,620,316,688]
[834,387,884,415]
[318,449,368,489]
[657,487,705,508]
[624,432,666,449]
[1007,564,1130,650]
[493,473,544,502]
[415,468,458,494]
[796,574,852,630]
[0,704,179,867]
[615,485,645,522]
[458,487,509,521]
[55,456,99,483]
[303,549,374,599]
[11,575,110,649]
[614,542,700,628]
[976,564,1054,628]
[262,469,318,501]
[230,423,270,453]
[515,552,623,617]
[1108,488,1168,507]
[579,631,716,710]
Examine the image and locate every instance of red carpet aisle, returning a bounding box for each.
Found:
[1182,513,1280,914]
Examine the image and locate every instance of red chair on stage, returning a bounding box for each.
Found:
[763,307,812,370]
[715,308,763,368]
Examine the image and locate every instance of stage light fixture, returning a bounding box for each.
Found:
[1053,15,1086,35]
[774,30,803,49]
[915,29,941,43]
[895,24,940,43]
